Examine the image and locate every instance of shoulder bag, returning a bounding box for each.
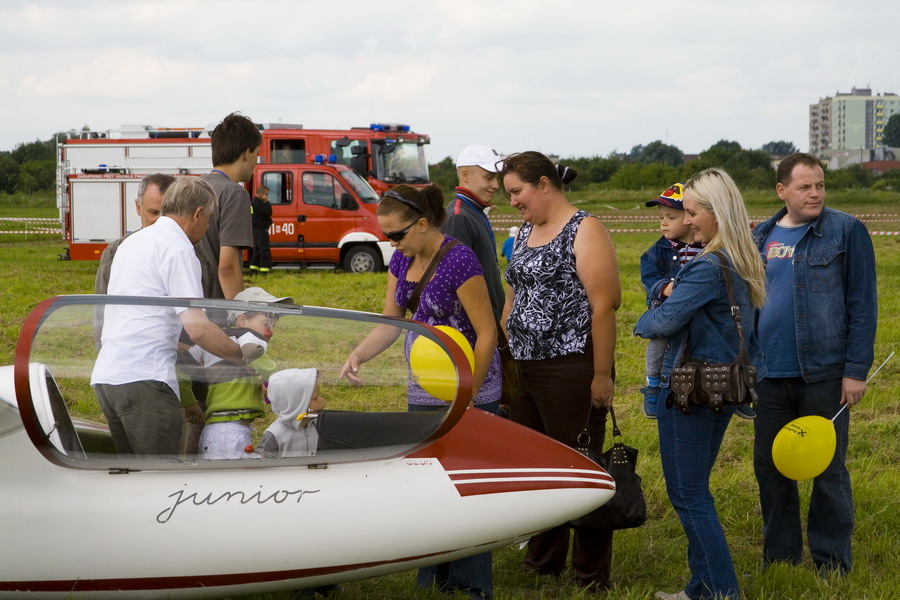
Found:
[569,405,647,530]
[668,251,758,415]
[408,240,461,313]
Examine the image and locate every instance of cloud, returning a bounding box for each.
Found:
[1,0,898,159]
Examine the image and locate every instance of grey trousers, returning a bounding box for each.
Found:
[94,380,183,456]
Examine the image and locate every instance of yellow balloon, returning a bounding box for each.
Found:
[771,415,837,480]
[409,326,475,403]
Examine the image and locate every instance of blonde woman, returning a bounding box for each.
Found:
[634,168,766,600]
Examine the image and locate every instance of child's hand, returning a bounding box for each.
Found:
[183,404,205,425]
[662,281,674,297]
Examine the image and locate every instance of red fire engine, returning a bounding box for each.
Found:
[56,123,431,271]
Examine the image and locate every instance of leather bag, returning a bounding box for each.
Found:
[495,321,518,409]
[668,251,758,416]
[569,405,647,530]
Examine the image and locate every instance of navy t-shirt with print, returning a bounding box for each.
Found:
[758,224,808,377]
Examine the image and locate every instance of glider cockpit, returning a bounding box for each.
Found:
[12,295,471,471]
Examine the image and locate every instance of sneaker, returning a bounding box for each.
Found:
[734,404,756,420]
[654,591,691,600]
[641,386,659,419]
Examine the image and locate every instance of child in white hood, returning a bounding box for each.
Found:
[256,368,325,457]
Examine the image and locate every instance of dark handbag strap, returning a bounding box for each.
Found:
[408,240,461,313]
[576,405,621,450]
[495,317,512,354]
[677,250,750,365]
[711,250,752,367]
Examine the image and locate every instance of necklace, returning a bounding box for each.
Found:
[416,233,443,267]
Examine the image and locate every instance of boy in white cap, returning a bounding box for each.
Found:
[431,144,505,599]
[444,144,505,321]
[190,286,294,458]
[255,368,325,457]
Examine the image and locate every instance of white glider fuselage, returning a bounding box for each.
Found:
[0,297,615,598]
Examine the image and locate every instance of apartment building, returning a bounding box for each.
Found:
[809,87,900,164]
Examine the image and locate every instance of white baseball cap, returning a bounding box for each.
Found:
[234,287,292,304]
[455,144,503,173]
[227,287,294,324]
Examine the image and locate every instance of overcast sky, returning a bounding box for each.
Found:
[1,0,897,162]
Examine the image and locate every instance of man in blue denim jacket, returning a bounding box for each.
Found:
[752,152,877,576]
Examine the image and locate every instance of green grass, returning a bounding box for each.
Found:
[1,191,898,600]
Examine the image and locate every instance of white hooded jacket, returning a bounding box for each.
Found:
[258,368,319,456]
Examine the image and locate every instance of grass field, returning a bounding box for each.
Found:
[1,190,898,599]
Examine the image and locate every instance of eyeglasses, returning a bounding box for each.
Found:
[383,221,417,242]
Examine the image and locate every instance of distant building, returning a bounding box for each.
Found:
[809,87,900,168]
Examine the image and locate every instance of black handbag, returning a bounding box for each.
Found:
[668,251,758,416]
[569,406,647,530]
[495,320,518,409]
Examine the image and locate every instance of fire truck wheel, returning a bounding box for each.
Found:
[343,246,383,273]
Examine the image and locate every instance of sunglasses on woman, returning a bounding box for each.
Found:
[383,221,417,242]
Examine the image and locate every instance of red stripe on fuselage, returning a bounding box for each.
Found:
[0,549,454,593]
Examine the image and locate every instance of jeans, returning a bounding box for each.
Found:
[657,389,738,599]
[646,337,667,380]
[752,377,853,574]
[410,401,499,599]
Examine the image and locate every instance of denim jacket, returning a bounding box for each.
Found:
[640,236,681,308]
[753,206,877,382]
[634,250,767,388]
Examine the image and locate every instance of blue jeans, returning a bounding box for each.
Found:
[752,377,853,574]
[646,336,667,380]
[410,401,498,599]
[657,389,738,599]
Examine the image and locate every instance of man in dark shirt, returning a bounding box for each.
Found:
[443,144,504,319]
[249,185,273,274]
[199,112,262,300]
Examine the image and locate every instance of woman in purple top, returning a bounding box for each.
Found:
[340,184,500,599]
[340,184,501,410]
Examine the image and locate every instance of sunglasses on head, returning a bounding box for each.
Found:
[381,190,423,214]
[383,221,418,243]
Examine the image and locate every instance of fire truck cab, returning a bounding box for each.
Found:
[56,123,431,271]
[259,122,431,195]
[257,157,389,272]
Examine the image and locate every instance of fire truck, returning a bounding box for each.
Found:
[56,123,431,271]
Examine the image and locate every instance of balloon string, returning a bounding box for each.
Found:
[831,350,895,423]
[831,403,848,422]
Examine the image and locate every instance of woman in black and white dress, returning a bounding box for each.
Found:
[500,151,621,592]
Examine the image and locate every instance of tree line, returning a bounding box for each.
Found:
[5,117,900,197]
[0,136,59,194]
[431,131,900,194]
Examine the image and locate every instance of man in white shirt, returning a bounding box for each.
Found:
[91,176,243,456]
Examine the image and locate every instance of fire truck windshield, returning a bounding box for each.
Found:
[341,168,380,203]
[378,142,429,184]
